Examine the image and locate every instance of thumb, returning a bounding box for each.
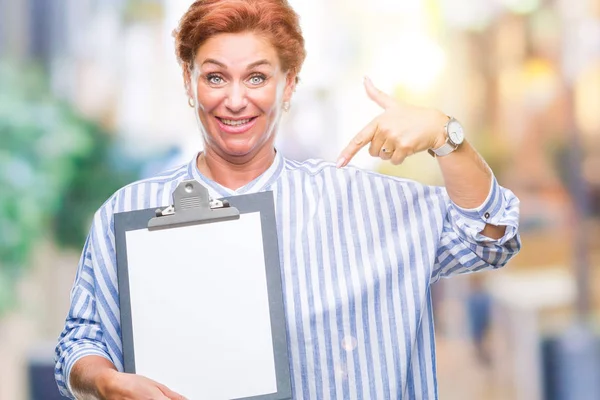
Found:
[157,383,188,400]
[364,76,395,109]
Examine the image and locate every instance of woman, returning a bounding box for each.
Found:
[55,0,520,399]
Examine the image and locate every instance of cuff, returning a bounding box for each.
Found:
[64,344,113,397]
[449,176,517,244]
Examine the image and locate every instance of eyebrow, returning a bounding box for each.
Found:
[247,59,271,69]
[200,59,272,70]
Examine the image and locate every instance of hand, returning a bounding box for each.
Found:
[97,370,188,400]
[337,77,450,167]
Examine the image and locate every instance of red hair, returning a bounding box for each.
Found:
[174,0,306,80]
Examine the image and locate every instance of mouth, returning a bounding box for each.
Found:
[215,116,258,134]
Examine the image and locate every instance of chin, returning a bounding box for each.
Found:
[223,147,253,157]
[219,132,271,157]
[219,139,259,158]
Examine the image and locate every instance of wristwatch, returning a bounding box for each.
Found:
[427,116,465,157]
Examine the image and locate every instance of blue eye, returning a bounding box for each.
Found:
[249,75,266,85]
[206,74,224,85]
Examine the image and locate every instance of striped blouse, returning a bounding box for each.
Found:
[55,150,520,399]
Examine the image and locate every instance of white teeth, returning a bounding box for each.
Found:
[220,118,251,126]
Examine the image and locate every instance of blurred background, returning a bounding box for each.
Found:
[1,0,599,399]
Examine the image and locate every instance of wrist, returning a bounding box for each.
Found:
[431,112,450,150]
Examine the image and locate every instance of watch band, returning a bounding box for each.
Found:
[427,116,461,158]
[427,141,457,157]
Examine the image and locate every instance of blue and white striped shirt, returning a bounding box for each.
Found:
[55,150,520,399]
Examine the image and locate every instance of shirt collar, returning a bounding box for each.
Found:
[187,149,285,199]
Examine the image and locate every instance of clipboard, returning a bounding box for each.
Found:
[114,180,291,400]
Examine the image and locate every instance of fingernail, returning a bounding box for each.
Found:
[336,157,346,168]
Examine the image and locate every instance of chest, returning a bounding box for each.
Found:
[270,185,436,320]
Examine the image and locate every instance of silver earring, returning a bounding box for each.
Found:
[283,101,290,112]
[188,97,195,108]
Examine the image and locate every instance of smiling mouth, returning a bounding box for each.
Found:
[216,117,257,126]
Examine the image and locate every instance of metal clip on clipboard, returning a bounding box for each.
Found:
[147,179,240,230]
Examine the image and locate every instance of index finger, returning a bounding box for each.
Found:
[337,118,378,168]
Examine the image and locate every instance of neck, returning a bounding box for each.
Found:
[197,146,276,190]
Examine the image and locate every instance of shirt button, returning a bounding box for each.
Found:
[484,212,490,219]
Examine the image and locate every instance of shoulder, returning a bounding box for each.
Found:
[93,162,192,224]
[282,157,443,196]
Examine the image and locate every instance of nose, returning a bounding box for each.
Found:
[224,82,248,113]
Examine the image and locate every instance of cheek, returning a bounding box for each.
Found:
[253,87,282,114]
[196,91,223,112]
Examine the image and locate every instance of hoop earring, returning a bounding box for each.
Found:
[188,97,195,108]
[283,101,290,112]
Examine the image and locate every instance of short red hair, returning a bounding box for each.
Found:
[174,0,306,80]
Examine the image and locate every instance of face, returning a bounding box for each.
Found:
[185,32,296,162]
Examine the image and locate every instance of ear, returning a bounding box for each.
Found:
[283,72,297,102]
[182,63,193,98]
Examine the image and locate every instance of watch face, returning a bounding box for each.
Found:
[448,120,464,145]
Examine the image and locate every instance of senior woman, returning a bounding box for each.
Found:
[55,0,520,399]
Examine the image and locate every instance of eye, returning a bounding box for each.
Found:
[206,74,225,86]
[248,74,266,86]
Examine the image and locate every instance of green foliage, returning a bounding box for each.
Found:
[0,62,139,315]
[52,127,139,249]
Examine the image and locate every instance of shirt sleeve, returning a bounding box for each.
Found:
[431,175,521,282]
[54,219,115,399]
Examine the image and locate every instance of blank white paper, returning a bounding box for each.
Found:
[125,212,277,399]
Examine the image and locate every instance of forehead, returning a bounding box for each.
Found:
[195,32,280,69]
